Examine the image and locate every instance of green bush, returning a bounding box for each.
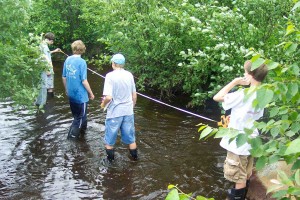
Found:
[0,0,44,108]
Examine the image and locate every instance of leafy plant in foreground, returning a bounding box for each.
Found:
[198,2,300,198]
[165,184,214,200]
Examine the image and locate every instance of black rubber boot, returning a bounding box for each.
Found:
[80,123,87,136]
[47,92,54,100]
[106,149,115,162]
[244,180,250,199]
[67,127,81,139]
[129,148,138,161]
[227,187,246,200]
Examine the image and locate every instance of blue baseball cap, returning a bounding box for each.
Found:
[111,53,125,65]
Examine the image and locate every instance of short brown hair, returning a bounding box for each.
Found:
[71,40,86,54]
[44,32,55,40]
[244,60,268,82]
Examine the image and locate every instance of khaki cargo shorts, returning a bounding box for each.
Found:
[223,151,253,183]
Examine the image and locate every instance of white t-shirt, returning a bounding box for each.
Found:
[220,89,264,155]
[103,69,136,119]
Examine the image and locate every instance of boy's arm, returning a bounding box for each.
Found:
[82,79,95,100]
[132,92,137,107]
[50,48,61,54]
[62,77,67,96]
[213,77,250,102]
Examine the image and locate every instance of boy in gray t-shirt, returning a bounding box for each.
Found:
[101,53,138,162]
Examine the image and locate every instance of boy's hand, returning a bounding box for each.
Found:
[89,93,95,100]
[233,77,251,86]
[100,97,105,108]
[100,102,105,109]
[53,48,61,53]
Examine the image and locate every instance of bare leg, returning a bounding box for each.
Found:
[129,142,137,149]
[235,182,246,189]
[105,144,114,149]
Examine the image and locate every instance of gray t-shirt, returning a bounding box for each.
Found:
[103,69,136,119]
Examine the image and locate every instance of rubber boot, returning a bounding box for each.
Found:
[67,127,81,139]
[47,92,54,100]
[227,187,246,200]
[106,149,115,162]
[80,122,87,136]
[129,148,138,161]
[244,180,250,199]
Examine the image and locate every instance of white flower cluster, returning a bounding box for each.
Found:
[214,43,229,50]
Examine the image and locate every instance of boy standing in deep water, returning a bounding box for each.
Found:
[101,53,138,162]
[213,60,268,200]
[62,40,94,139]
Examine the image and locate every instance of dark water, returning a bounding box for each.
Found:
[0,62,229,200]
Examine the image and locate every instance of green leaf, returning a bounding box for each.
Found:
[266,60,280,70]
[285,138,300,155]
[270,127,280,138]
[244,50,255,58]
[196,196,212,200]
[257,87,274,109]
[179,194,190,200]
[251,58,265,71]
[287,82,298,97]
[295,169,300,186]
[291,123,300,133]
[198,125,207,132]
[277,170,294,186]
[292,160,300,170]
[168,184,176,190]
[269,107,279,118]
[271,190,287,198]
[285,43,298,55]
[269,155,280,164]
[206,128,218,139]
[292,2,300,11]
[291,64,300,76]
[236,134,248,148]
[256,156,267,170]
[285,23,295,36]
[166,189,180,200]
[199,126,213,140]
[289,111,298,121]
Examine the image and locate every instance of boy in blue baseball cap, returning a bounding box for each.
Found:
[101,53,138,162]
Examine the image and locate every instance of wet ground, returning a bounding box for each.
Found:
[0,62,230,200]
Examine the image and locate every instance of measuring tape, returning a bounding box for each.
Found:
[59,50,227,127]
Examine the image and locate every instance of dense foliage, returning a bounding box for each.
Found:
[0,0,43,108]
[199,2,300,199]
[80,0,291,106]
[29,0,103,56]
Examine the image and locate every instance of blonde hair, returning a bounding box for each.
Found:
[244,60,268,82]
[71,40,86,54]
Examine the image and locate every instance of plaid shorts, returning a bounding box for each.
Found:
[223,151,253,183]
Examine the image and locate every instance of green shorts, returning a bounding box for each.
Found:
[223,151,253,183]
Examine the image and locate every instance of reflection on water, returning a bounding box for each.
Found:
[0,63,229,200]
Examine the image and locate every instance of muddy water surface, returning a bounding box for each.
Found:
[0,62,229,200]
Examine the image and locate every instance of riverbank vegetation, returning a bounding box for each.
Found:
[0,0,299,199]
